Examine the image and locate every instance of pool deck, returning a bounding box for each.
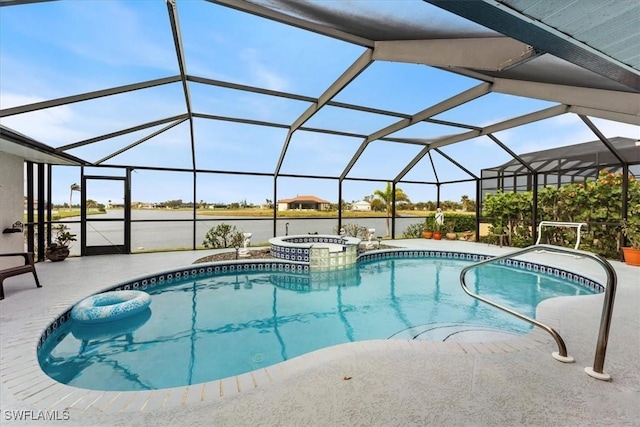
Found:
[1,239,639,426]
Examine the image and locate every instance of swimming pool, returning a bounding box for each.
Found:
[38,251,601,391]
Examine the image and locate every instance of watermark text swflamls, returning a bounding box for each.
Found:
[3,410,70,421]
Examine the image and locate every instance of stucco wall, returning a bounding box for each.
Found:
[0,153,25,269]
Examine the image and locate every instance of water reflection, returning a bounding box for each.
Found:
[39,258,597,391]
[269,266,361,292]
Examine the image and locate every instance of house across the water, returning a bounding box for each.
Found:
[351,200,371,211]
[277,195,331,211]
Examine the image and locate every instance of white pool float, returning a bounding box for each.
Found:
[71,290,151,324]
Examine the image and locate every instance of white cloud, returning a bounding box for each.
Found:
[54,2,177,71]
[0,93,87,145]
[589,118,640,140]
[240,49,289,92]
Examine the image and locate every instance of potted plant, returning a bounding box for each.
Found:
[621,205,640,266]
[445,221,457,240]
[422,217,434,239]
[45,224,77,262]
[432,222,443,240]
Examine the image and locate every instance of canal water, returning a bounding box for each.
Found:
[55,210,425,255]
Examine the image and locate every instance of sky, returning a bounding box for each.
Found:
[1,0,638,207]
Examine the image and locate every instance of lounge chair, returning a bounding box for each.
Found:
[0,252,41,300]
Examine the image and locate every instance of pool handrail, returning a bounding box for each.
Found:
[459,244,617,380]
[535,221,588,250]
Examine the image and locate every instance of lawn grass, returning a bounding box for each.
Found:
[195,208,434,218]
[26,209,104,222]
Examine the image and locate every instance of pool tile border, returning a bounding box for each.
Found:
[36,250,604,350]
[358,249,605,292]
[15,249,606,415]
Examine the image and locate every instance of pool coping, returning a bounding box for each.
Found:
[2,249,606,415]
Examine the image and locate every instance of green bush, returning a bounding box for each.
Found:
[444,213,476,232]
[402,213,475,238]
[202,224,245,249]
[482,170,640,258]
[402,222,424,238]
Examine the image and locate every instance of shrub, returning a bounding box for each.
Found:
[622,203,640,249]
[447,213,476,232]
[482,170,640,258]
[402,222,424,238]
[401,213,476,239]
[202,224,244,249]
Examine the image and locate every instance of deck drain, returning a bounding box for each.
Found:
[252,353,265,363]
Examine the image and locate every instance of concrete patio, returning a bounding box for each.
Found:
[1,239,638,426]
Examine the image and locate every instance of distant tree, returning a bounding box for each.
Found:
[460,195,476,212]
[165,199,183,209]
[461,195,470,211]
[370,198,384,212]
[373,182,410,236]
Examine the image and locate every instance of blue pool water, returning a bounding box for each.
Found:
[38,256,597,391]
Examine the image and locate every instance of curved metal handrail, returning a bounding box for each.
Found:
[460,244,617,380]
[535,221,588,251]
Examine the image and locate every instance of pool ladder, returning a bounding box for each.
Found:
[459,244,617,381]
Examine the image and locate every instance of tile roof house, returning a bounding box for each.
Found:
[277,195,331,211]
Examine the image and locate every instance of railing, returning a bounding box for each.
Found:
[535,221,588,251]
[460,244,617,380]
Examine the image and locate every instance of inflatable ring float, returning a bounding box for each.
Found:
[70,309,151,341]
[71,290,151,324]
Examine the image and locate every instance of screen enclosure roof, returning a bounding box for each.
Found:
[0,0,638,189]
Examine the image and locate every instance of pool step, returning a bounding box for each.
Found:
[390,322,522,343]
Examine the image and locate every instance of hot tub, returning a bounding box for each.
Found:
[268,234,361,270]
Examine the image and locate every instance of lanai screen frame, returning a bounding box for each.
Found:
[2,0,638,258]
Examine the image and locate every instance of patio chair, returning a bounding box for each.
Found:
[0,252,41,300]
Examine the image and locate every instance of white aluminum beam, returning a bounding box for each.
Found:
[568,106,640,126]
[426,0,640,90]
[492,78,640,119]
[374,38,537,71]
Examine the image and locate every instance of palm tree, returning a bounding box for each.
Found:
[69,183,81,211]
[373,182,410,237]
[461,195,470,212]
